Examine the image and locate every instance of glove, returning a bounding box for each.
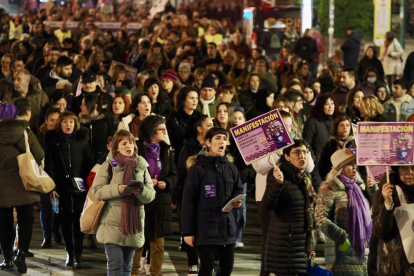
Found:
[338,239,351,251]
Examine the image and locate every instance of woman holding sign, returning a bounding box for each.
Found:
[372,166,414,275]
[262,139,317,275]
[182,127,243,276]
[45,111,94,268]
[316,149,376,275]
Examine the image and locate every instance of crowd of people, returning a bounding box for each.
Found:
[0,1,413,276]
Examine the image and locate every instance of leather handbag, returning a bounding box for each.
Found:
[80,162,112,234]
[17,130,55,193]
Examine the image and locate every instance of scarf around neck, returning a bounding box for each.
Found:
[199,97,215,118]
[336,173,372,262]
[60,131,76,144]
[113,152,142,235]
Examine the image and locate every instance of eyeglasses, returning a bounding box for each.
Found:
[291,149,308,156]
[156,128,167,133]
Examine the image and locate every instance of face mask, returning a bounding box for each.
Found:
[367,77,376,83]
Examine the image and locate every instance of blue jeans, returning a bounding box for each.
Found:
[236,183,247,242]
[40,193,52,239]
[104,243,135,276]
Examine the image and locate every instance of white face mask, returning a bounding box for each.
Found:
[367,77,377,83]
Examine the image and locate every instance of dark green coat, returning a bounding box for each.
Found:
[0,120,44,208]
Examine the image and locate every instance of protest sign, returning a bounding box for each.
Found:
[230,109,293,165]
[352,123,358,145]
[366,166,392,183]
[357,122,414,166]
[108,61,138,89]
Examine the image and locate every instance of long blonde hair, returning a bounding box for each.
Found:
[361,95,385,121]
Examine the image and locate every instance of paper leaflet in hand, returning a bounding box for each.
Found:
[222,194,247,212]
[121,180,145,196]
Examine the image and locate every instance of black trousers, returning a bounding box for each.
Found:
[196,244,234,276]
[0,204,34,260]
[257,201,271,263]
[178,203,199,266]
[60,210,84,255]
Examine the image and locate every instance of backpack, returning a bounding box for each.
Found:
[270,33,281,49]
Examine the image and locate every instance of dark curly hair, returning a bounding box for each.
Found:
[310,93,338,121]
[139,115,166,142]
[175,86,199,111]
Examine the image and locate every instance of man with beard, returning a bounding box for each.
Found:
[35,47,60,81]
[71,71,113,115]
[41,56,74,97]
[2,69,48,133]
[0,58,41,101]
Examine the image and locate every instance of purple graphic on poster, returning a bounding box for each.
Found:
[367,166,392,183]
[108,61,138,89]
[230,109,293,165]
[357,122,414,166]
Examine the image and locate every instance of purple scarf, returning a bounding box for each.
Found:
[337,173,373,262]
[144,141,162,179]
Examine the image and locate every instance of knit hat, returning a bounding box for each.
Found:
[201,75,216,90]
[331,148,356,170]
[179,61,191,72]
[0,103,18,120]
[161,69,177,83]
[115,85,131,96]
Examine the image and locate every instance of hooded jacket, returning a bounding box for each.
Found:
[341,32,361,69]
[44,127,93,211]
[0,120,44,208]
[181,153,243,246]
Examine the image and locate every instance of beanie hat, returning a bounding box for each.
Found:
[0,103,18,120]
[201,75,216,90]
[161,69,177,83]
[179,61,191,72]
[115,85,131,96]
[143,77,161,93]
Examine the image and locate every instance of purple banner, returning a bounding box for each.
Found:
[230,109,293,165]
[357,122,414,166]
[44,21,142,32]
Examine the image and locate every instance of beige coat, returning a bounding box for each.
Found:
[382,38,404,76]
[91,156,155,248]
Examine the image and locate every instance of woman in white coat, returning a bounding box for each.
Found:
[381,32,403,90]
[252,109,315,275]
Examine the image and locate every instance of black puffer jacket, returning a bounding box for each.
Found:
[182,153,243,246]
[262,160,316,275]
[167,109,201,164]
[137,141,177,240]
[44,127,94,212]
[372,176,414,276]
[172,137,203,205]
[80,112,117,163]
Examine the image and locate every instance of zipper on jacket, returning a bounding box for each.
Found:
[66,142,74,213]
